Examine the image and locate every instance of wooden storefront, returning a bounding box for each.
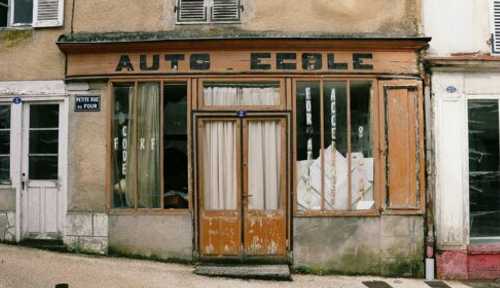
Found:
[58,36,429,264]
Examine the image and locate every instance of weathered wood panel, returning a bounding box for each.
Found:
[382,81,423,210]
[66,50,419,77]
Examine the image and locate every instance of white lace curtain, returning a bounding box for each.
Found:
[204,86,280,106]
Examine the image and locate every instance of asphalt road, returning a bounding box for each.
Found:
[0,244,488,288]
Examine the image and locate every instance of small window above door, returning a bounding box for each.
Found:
[199,79,285,111]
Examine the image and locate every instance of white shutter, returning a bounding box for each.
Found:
[33,0,63,28]
[178,0,207,22]
[494,0,500,53]
[211,0,240,22]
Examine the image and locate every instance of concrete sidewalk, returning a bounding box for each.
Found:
[0,244,490,288]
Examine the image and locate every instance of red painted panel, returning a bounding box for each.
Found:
[468,254,500,280]
[436,250,468,280]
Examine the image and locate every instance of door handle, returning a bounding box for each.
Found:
[243,194,253,198]
[21,173,26,190]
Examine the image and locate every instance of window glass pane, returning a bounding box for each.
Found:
[112,85,136,209]
[13,0,33,24]
[203,121,238,210]
[0,6,6,28]
[30,104,59,128]
[468,100,500,237]
[0,131,9,155]
[296,81,322,211]
[248,120,281,210]
[136,83,161,209]
[0,105,10,129]
[29,156,57,180]
[0,0,7,27]
[29,131,58,154]
[323,81,349,210]
[203,82,280,106]
[164,83,188,209]
[0,156,8,182]
[350,81,374,210]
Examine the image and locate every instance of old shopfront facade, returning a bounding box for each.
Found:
[56,35,429,275]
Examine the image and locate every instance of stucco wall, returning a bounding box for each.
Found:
[67,81,108,212]
[72,0,421,35]
[423,0,492,55]
[108,214,193,261]
[293,216,424,277]
[0,188,15,211]
[0,0,73,81]
[433,70,500,250]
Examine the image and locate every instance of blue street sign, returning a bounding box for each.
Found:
[13,97,21,104]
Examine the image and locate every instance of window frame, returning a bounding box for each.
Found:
[0,103,12,186]
[197,78,286,111]
[107,79,192,214]
[491,0,500,55]
[466,94,500,241]
[176,0,242,25]
[292,77,382,217]
[6,0,33,27]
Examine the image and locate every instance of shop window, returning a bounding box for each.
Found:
[202,81,282,108]
[296,80,374,212]
[177,0,241,23]
[0,105,10,184]
[0,0,63,27]
[111,82,188,210]
[468,99,500,238]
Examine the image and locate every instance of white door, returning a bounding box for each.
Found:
[21,102,65,240]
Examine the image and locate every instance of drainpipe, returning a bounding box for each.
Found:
[423,61,436,281]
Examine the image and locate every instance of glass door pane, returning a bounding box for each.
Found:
[28,104,59,180]
[247,120,281,210]
[468,99,500,237]
[202,120,238,210]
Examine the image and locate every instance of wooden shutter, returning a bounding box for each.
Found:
[211,0,240,22]
[380,80,425,211]
[493,0,500,53]
[33,0,63,27]
[178,0,207,22]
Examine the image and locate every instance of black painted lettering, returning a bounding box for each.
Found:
[302,53,322,70]
[353,53,373,70]
[276,53,297,70]
[327,53,348,70]
[115,55,134,72]
[165,54,185,70]
[190,54,210,70]
[140,54,160,71]
[251,53,272,70]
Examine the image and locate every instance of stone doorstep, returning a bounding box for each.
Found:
[194,264,292,281]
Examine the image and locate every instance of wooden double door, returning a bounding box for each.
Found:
[196,114,288,259]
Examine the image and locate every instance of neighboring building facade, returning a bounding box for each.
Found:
[2,0,429,277]
[423,0,500,280]
[0,0,69,243]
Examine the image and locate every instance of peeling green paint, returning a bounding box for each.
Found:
[1,29,32,48]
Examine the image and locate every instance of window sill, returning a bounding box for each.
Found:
[0,26,33,32]
[108,209,191,216]
[468,240,500,255]
[294,209,380,218]
[175,21,241,25]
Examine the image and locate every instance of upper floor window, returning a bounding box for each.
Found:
[0,0,63,28]
[177,0,241,24]
[492,0,500,54]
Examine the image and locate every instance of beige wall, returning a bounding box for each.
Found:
[0,0,73,81]
[73,0,421,35]
[67,82,108,212]
[0,0,422,81]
